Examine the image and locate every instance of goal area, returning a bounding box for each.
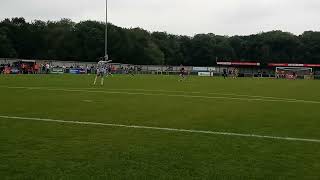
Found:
[275,67,314,79]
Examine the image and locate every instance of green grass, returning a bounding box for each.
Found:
[1,74,320,179]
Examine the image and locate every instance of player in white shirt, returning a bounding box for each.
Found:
[93,60,112,86]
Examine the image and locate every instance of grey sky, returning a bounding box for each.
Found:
[1,0,319,36]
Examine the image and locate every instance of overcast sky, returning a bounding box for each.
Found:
[1,0,319,36]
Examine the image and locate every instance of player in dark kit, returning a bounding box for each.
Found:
[129,67,135,76]
[107,65,113,76]
[179,66,186,81]
[223,69,227,79]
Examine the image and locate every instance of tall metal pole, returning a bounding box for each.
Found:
[105,0,108,60]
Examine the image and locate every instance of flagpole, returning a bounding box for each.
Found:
[105,0,108,60]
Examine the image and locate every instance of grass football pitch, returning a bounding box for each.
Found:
[1,74,320,179]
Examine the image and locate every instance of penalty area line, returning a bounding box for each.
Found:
[1,86,320,104]
[0,115,320,144]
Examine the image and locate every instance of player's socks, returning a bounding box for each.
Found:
[101,78,104,86]
[93,76,98,85]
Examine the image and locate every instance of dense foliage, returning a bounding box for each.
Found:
[1,17,320,65]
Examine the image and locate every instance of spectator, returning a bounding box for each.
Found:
[34,64,40,74]
[46,63,50,74]
[0,64,4,74]
[41,64,46,74]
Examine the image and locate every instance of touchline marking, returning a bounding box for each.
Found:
[1,86,320,104]
[1,115,320,144]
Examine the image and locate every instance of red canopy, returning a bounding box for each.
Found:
[217,62,260,66]
[268,63,320,67]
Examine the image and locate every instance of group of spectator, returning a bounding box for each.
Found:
[1,61,142,75]
[0,64,15,74]
[0,62,51,74]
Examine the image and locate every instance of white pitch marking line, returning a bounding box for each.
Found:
[1,86,320,104]
[0,85,312,102]
[95,88,302,101]
[0,115,320,144]
[65,87,301,101]
[104,88,309,102]
[0,85,313,102]
[0,86,320,104]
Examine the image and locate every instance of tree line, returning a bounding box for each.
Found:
[1,17,320,65]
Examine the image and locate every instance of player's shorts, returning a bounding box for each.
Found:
[97,69,107,77]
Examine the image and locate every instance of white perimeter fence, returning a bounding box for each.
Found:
[1,58,319,78]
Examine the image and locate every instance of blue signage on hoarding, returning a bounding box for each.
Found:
[70,69,80,74]
[11,68,20,74]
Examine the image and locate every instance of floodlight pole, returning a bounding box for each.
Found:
[105,0,108,60]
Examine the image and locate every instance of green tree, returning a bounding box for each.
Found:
[300,31,320,63]
[1,17,320,65]
[189,34,217,66]
[0,27,17,57]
